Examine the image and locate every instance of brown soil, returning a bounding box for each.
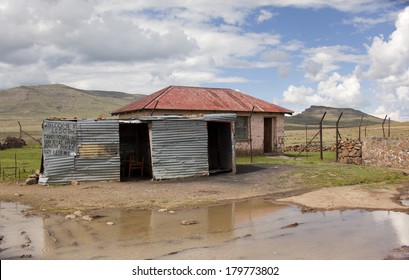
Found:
[0,164,408,215]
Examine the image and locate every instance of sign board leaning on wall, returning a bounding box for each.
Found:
[42,121,77,157]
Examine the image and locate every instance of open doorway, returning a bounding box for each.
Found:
[207,121,233,173]
[119,123,151,180]
[263,117,277,154]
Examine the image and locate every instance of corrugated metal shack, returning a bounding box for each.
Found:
[41,114,236,184]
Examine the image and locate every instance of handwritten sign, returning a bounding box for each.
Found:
[43,121,77,156]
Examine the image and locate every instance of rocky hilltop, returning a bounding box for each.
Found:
[285,105,385,130]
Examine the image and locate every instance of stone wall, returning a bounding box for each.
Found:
[362,137,409,169]
[337,139,362,165]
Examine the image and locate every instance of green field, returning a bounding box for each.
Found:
[0,144,42,180]
[237,153,407,189]
[284,121,409,146]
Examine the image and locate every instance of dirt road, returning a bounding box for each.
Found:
[0,164,408,215]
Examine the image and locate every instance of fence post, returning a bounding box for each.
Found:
[319,112,326,160]
[305,124,308,160]
[14,153,17,179]
[365,120,368,137]
[335,112,343,162]
[18,121,22,139]
[358,116,364,141]
[382,115,387,137]
[249,106,255,163]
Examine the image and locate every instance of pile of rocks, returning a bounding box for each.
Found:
[284,144,335,153]
[25,170,40,185]
[337,139,362,165]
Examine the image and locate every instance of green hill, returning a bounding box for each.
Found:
[285,105,385,130]
[0,84,144,139]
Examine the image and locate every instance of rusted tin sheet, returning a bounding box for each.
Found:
[112,86,293,115]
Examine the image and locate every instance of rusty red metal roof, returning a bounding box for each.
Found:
[112,85,293,115]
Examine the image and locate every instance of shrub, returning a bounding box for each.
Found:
[0,137,27,150]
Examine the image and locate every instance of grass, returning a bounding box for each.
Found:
[0,144,42,180]
[284,122,409,146]
[237,152,408,190]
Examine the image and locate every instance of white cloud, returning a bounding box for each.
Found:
[0,63,49,89]
[0,0,288,90]
[257,9,276,23]
[366,7,409,80]
[302,46,366,81]
[283,85,319,104]
[0,0,404,98]
[366,7,409,120]
[343,11,398,31]
[283,72,366,109]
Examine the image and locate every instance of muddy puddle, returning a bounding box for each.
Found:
[1,199,409,260]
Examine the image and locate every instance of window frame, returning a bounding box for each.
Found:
[235,116,249,140]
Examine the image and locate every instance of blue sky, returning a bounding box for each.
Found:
[1,0,409,120]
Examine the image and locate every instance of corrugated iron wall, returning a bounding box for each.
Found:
[75,120,120,182]
[150,120,209,180]
[42,114,235,184]
[42,120,120,184]
[42,156,75,184]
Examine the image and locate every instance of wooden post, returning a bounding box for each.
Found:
[305,124,308,160]
[18,121,22,139]
[382,115,387,137]
[358,116,363,141]
[319,112,326,160]
[14,153,17,179]
[364,120,368,137]
[336,112,343,162]
[249,106,255,163]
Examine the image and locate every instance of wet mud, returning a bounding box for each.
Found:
[1,199,409,260]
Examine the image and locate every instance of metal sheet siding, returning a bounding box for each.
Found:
[201,113,236,122]
[75,120,120,182]
[74,157,120,182]
[150,120,209,180]
[43,120,120,184]
[42,156,75,184]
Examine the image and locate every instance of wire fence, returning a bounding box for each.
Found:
[0,123,42,181]
[1,115,408,181]
[284,113,409,160]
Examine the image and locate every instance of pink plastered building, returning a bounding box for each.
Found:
[112,85,293,156]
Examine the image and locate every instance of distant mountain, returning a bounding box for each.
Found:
[0,84,145,139]
[285,105,385,130]
[0,84,143,121]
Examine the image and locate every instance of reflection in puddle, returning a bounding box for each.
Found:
[1,200,408,260]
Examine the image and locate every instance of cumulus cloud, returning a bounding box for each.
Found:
[366,7,409,81]
[257,9,276,23]
[366,7,409,120]
[0,0,289,90]
[302,46,366,81]
[283,72,366,109]
[0,0,405,98]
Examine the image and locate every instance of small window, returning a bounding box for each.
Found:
[235,116,249,140]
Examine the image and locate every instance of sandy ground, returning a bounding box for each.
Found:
[1,164,408,215]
